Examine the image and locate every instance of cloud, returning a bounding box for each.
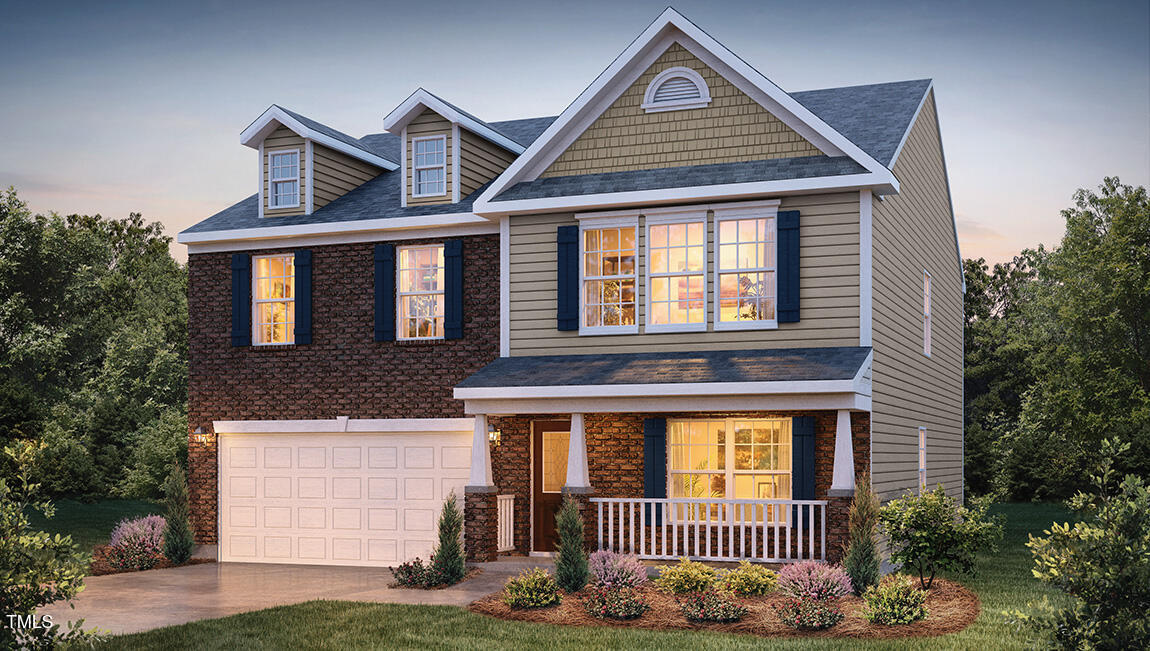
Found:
[956,218,1005,241]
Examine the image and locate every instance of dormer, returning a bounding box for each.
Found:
[240,105,397,218]
[383,89,525,207]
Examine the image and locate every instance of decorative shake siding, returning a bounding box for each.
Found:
[312,144,381,210]
[870,91,964,500]
[460,128,516,197]
[406,109,453,206]
[540,43,822,178]
[507,192,861,355]
[262,125,306,217]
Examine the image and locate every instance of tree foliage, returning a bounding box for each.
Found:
[431,491,465,585]
[163,464,195,565]
[842,473,881,595]
[554,496,589,592]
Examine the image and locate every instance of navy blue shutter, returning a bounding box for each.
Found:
[777,210,801,323]
[293,249,312,345]
[791,415,816,527]
[374,244,395,341]
[230,254,251,347]
[643,418,668,526]
[556,225,579,331]
[444,239,463,339]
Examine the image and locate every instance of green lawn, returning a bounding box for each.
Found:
[27,498,162,552]
[101,503,1068,650]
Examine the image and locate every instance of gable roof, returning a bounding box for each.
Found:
[382,88,526,154]
[239,105,399,170]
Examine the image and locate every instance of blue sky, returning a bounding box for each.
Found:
[1,0,1147,263]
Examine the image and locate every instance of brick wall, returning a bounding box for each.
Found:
[187,234,499,543]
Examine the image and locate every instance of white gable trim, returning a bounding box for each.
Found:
[887,80,934,169]
[240,105,398,171]
[382,88,525,155]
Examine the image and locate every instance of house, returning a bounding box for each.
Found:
[177,8,962,568]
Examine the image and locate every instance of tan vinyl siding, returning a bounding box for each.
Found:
[460,128,516,197]
[508,193,860,355]
[870,91,963,501]
[262,125,305,217]
[406,109,453,206]
[312,143,381,210]
[540,43,822,178]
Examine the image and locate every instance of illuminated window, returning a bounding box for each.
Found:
[581,224,637,332]
[923,271,932,356]
[716,215,777,326]
[541,430,570,493]
[397,245,445,339]
[268,150,300,209]
[412,136,446,197]
[253,254,294,345]
[918,426,927,492]
[647,220,706,330]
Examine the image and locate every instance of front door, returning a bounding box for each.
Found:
[532,420,570,552]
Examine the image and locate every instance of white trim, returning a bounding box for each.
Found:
[257,142,264,219]
[578,214,641,336]
[852,350,874,397]
[186,223,497,255]
[240,105,398,171]
[178,212,491,245]
[644,209,708,334]
[465,393,871,415]
[266,148,301,210]
[564,413,591,489]
[451,123,461,203]
[250,252,295,346]
[499,216,510,357]
[382,88,526,155]
[304,139,314,214]
[400,126,408,208]
[214,417,474,434]
[456,379,857,400]
[887,81,933,170]
[830,410,856,492]
[859,189,873,346]
[411,135,448,198]
[640,66,712,112]
[468,414,494,488]
[712,204,779,331]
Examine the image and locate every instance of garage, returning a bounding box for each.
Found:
[216,418,473,567]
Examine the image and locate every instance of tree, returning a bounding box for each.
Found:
[554,496,589,592]
[162,464,195,565]
[431,491,465,585]
[841,473,881,595]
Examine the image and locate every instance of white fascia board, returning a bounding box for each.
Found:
[185,222,498,255]
[382,89,525,155]
[177,212,489,245]
[454,379,857,401]
[463,393,870,415]
[214,417,474,434]
[240,105,398,171]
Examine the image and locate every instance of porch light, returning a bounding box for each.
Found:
[487,423,501,447]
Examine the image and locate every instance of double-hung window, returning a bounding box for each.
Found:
[397,244,445,340]
[715,210,777,328]
[581,220,638,333]
[918,426,927,492]
[253,254,295,345]
[923,271,932,356]
[412,136,446,197]
[646,213,706,332]
[267,150,300,209]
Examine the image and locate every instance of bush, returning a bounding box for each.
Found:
[581,585,649,620]
[107,514,166,571]
[653,558,717,594]
[879,486,1003,589]
[431,491,465,586]
[717,561,777,596]
[774,596,845,630]
[679,590,749,623]
[588,550,647,588]
[861,574,928,625]
[162,464,194,565]
[777,561,852,601]
[554,497,588,592]
[392,557,444,588]
[503,568,562,609]
[842,473,881,595]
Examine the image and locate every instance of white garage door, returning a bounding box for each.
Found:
[218,425,471,566]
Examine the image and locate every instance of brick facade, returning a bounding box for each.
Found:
[186,234,499,543]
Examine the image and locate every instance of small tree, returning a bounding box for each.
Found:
[162,464,194,565]
[554,496,588,592]
[879,486,1002,589]
[842,473,881,595]
[431,491,465,585]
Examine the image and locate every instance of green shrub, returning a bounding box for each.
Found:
[554,496,588,592]
[679,589,748,623]
[581,585,649,620]
[162,464,194,565]
[861,574,928,625]
[653,558,717,594]
[773,596,845,630]
[717,561,777,596]
[879,486,1003,589]
[503,568,562,609]
[431,491,465,586]
[842,473,881,595]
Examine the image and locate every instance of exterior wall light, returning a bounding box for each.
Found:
[191,427,213,444]
[487,422,501,447]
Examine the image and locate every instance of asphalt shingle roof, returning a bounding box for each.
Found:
[276,105,394,163]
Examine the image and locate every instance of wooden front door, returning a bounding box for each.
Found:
[532,420,570,552]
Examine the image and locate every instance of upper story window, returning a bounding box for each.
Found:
[716,213,777,329]
[923,271,932,356]
[412,136,447,197]
[640,66,712,113]
[268,150,300,209]
[253,254,294,345]
[581,221,638,334]
[397,244,445,340]
[647,215,706,332]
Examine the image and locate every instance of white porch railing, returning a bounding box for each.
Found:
[589,498,828,563]
[496,494,515,553]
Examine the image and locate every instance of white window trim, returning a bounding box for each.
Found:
[644,209,708,334]
[712,201,780,331]
[411,135,447,198]
[395,243,446,341]
[918,426,927,492]
[923,270,932,357]
[251,253,295,346]
[640,66,712,113]
[578,214,640,336]
[266,148,301,210]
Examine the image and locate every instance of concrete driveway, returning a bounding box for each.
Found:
[39,562,509,635]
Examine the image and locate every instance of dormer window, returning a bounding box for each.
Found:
[267,149,300,209]
[412,135,447,197]
[641,66,712,113]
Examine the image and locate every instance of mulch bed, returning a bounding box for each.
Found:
[389,568,483,590]
[88,545,216,576]
[468,577,979,640]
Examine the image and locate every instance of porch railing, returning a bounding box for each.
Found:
[496,494,515,553]
[589,498,828,563]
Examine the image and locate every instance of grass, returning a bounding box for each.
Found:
[27,498,162,552]
[100,502,1069,650]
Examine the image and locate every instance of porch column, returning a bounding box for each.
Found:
[466,414,494,490]
[563,413,592,492]
[464,414,498,562]
[828,409,856,496]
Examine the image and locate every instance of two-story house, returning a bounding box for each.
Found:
[178,8,962,567]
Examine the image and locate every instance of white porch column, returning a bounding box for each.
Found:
[466,414,494,489]
[829,409,856,495]
[564,413,592,492]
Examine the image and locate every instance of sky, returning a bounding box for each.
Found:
[1,0,1147,264]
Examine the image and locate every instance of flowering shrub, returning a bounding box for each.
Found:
[653,558,717,594]
[718,561,777,596]
[588,550,648,588]
[678,589,749,623]
[774,596,845,630]
[503,568,562,609]
[107,515,166,571]
[581,585,649,620]
[861,574,928,625]
[777,561,853,601]
[391,557,452,588]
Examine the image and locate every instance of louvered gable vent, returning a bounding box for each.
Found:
[641,65,712,113]
[653,76,701,102]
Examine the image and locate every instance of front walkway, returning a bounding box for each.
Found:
[39,562,510,635]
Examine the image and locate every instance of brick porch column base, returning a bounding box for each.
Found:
[464,487,499,562]
[561,487,597,554]
[824,494,853,563]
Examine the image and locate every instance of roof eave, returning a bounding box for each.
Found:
[382,89,526,155]
[239,105,399,171]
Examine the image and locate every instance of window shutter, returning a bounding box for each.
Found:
[444,239,464,340]
[293,249,312,345]
[230,253,251,347]
[777,210,801,323]
[556,225,579,331]
[791,415,816,527]
[643,418,667,526]
[374,244,395,341]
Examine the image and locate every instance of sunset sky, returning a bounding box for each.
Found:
[1,0,1147,264]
